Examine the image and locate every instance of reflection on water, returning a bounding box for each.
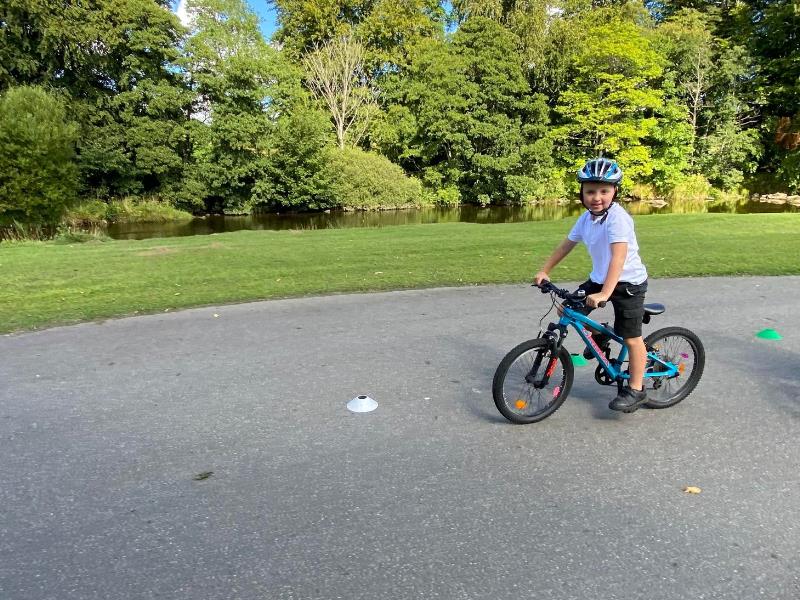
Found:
[106,199,798,240]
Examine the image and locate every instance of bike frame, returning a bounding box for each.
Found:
[553,304,679,382]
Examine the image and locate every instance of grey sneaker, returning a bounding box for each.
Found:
[609,385,648,413]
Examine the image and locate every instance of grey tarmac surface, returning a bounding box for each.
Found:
[1,276,798,600]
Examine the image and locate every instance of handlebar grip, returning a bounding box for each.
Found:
[598,301,607,308]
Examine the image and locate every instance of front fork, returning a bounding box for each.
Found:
[525,324,567,389]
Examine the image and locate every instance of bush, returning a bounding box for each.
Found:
[0,221,56,242]
[668,174,713,203]
[323,148,424,210]
[777,151,800,193]
[105,197,194,223]
[64,200,109,226]
[628,183,659,203]
[709,187,748,204]
[425,185,461,207]
[0,86,79,225]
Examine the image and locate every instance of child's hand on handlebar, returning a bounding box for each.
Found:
[534,271,550,286]
[586,292,609,309]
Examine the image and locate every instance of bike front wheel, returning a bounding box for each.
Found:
[492,338,574,424]
[643,326,705,409]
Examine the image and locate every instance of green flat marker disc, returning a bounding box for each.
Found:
[570,353,589,366]
[755,328,782,340]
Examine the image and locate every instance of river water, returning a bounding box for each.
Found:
[106,199,798,240]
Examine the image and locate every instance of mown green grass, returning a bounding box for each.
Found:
[1,213,798,333]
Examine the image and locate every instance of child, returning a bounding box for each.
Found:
[534,158,649,412]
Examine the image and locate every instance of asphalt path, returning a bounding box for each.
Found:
[1,276,798,600]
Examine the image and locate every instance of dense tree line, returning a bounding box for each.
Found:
[0,0,798,225]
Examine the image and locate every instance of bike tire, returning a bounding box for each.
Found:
[643,326,705,409]
[492,338,574,424]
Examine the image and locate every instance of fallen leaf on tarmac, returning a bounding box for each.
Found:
[193,471,214,481]
[683,486,702,494]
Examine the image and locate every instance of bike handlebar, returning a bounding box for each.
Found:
[533,280,607,308]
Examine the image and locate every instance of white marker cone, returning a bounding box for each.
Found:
[347,395,378,413]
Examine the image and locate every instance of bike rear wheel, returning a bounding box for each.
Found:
[643,326,705,408]
[492,338,574,424]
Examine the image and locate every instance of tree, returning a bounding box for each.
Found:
[553,18,666,185]
[270,0,372,57]
[451,16,553,203]
[0,86,78,225]
[252,106,336,210]
[304,36,378,149]
[378,17,553,203]
[371,36,471,190]
[356,0,446,70]
[658,9,761,189]
[182,0,304,212]
[0,0,195,200]
[747,0,800,191]
[658,10,715,140]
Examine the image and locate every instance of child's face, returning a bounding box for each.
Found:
[581,182,616,213]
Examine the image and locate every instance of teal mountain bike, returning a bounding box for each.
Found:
[493,281,705,424]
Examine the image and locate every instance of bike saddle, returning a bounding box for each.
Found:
[644,303,665,315]
[642,303,665,324]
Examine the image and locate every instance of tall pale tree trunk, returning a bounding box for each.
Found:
[303,36,377,149]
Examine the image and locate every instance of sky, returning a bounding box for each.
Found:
[173,0,280,39]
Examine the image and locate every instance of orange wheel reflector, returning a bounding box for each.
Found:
[678,362,686,374]
[515,399,527,410]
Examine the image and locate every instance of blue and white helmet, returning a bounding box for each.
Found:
[576,158,623,185]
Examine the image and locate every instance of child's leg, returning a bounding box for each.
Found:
[624,336,647,391]
[609,280,649,411]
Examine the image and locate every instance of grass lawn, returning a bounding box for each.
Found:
[1,213,798,333]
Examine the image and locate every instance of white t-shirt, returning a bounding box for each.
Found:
[567,203,648,285]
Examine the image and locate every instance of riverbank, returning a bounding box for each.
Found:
[2,213,798,333]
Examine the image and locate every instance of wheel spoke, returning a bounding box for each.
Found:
[503,347,563,417]
[645,332,699,405]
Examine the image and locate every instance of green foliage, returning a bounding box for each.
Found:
[0,86,78,225]
[253,106,336,210]
[105,197,194,223]
[776,150,800,194]
[323,147,425,209]
[746,0,800,189]
[1,0,798,219]
[749,0,800,116]
[553,18,665,186]
[271,0,446,70]
[2,0,195,200]
[424,185,462,206]
[668,174,713,203]
[64,200,109,226]
[182,0,296,213]
[657,9,761,190]
[451,17,554,203]
[64,196,192,226]
[378,18,553,204]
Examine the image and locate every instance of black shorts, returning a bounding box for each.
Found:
[577,279,649,340]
